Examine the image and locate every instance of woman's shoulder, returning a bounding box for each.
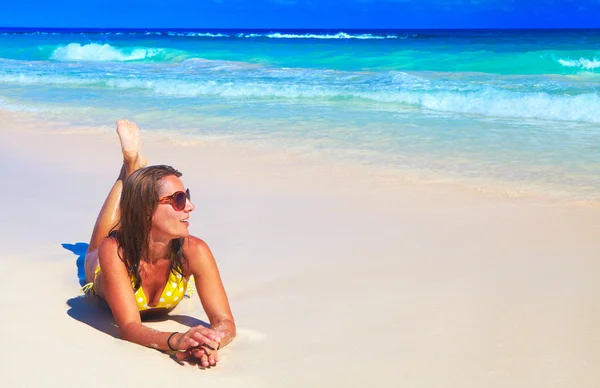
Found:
[182,236,218,277]
[99,234,119,250]
[183,235,211,257]
[97,235,122,265]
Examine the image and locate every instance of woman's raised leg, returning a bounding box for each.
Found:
[84,120,146,283]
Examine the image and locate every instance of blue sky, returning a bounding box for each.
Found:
[1,0,599,29]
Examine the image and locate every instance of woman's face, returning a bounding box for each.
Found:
[151,175,195,240]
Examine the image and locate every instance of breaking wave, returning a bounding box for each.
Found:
[2,69,599,123]
[557,57,600,70]
[50,43,164,62]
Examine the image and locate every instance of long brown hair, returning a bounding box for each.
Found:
[109,165,186,290]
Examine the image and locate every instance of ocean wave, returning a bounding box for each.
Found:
[259,32,397,40]
[0,29,408,40]
[2,70,599,123]
[378,89,600,123]
[109,31,402,39]
[151,83,600,123]
[0,73,106,87]
[162,32,230,38]
[50,43,163,62]
[557,57,600,70]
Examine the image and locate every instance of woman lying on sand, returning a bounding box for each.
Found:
[82,120,235,367]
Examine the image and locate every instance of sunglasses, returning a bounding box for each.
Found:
[158,188,191,211]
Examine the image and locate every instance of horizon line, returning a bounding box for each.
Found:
[1,26,600,31]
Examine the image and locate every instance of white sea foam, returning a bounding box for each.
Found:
[190,32,229,38]
[370,89,600,123]
[262,32,395,40]
[112,78,600,123]
[166,32,229,38]
[557,57,600,69]
[50,43,162,62]
[0,73,94,86]
[0,30,406,40]
[137,31,400,39]
[3,69,599,123]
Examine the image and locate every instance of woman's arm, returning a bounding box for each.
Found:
[97,237,223,352]
[185,236,236,348]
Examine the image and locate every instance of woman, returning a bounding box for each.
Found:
[83,119,235,367]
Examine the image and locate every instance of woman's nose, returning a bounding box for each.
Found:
[186,199,195,212]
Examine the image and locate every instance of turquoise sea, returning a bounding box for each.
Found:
[1,28,599,200]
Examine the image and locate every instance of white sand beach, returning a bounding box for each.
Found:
[1,111,599,388]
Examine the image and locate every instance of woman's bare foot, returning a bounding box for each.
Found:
[116,119,147,175]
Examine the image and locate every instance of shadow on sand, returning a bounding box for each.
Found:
[66,295,121,338]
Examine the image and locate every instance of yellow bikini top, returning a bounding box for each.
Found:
[82,266,194,311]
[134,270,188,311]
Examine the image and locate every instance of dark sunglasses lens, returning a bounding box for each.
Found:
[174,191,187,211]
[186,188,190,200]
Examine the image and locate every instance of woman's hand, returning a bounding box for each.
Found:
[177,343,220,367]
[172,326,225,353]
